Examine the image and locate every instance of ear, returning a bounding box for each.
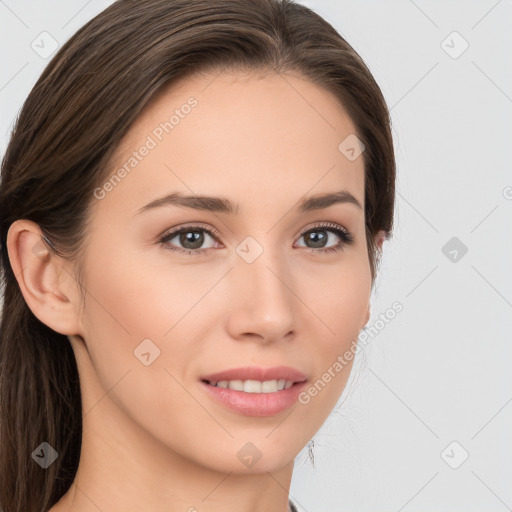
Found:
[6,220,82,336]
[375,229,387,252]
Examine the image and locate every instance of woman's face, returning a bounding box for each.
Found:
[71,70,376,474]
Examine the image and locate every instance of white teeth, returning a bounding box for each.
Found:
[244,380,262,393]
[229,380,244,391]
[209,379,294,393]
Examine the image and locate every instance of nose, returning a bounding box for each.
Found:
[224,242,297,344]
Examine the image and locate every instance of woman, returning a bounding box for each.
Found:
[0,0,395,511]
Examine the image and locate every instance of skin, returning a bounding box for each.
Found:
[8,69,384,512]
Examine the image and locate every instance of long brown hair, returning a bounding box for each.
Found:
[0,0,395,510]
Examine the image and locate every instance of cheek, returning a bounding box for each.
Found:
[80,240,211,343]
[77,239,228,412]
[76,244,215,454]
[296,255,370,411]
[298,250,371,337]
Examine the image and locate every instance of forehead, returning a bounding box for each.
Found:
[94,70,365,219]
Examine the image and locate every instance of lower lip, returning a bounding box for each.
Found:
[200,380,307,417]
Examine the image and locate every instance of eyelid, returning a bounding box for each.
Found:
[160,222,222,240]
[298,221,350,237]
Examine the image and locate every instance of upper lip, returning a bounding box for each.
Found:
[201,366,307,383]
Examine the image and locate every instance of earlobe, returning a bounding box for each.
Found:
[6,220,81,336]
[375,230,386,251]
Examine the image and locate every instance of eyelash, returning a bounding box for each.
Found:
[159,222,355,256]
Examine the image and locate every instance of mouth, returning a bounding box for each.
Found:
[200,379,306,417]
[200,365,307,393]
[199,366,308,416]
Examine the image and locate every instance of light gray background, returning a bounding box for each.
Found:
[1,1,511,511]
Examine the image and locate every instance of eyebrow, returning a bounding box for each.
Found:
[136,189,362,216]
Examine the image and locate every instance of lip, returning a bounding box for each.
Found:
[200,380,308,417]
[201,365,307,384]
[199,366,308,417]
